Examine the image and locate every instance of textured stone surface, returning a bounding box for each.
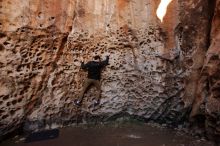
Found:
[190,0,220,141]
[0,0,219,140]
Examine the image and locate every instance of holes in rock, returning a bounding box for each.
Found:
[186,59,193,67]
[49,16,55,20]
[2,115,9,119]
[0,44,5,51]
[36,53,41,56]
[19,90,24,95]
[7,70,12,74]
[210,55,219,61]
[179,101,185,107]
[24,59,29,63]
[11,100,17,105]
[174,83,179,87]
[41,44,49,48]
[38,66,43,70]
[16,65,23,72]
[0,109,4,114]
[0,32,6,38]
[26,64,30,69]
[18,98,22,103]
[68,26,72,31]
[6,102,11,106]
[22,53,27,58]
[139,41,144,46]
[147,39,151,43]
[3,41,10,46]
[10,110,16,115]
[3,95,9,100]
[38,12,43,18]
[0,26,187,127]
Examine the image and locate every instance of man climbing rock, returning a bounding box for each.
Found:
[74,55,110,106]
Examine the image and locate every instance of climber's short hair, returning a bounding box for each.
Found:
[94,55,101,60]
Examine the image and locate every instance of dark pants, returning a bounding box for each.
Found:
[78,79,101,101]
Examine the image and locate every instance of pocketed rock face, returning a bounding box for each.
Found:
[0,26,70,135]
[0,0,218,138]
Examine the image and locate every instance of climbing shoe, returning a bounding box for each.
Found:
[74,99,82,106]
[93,99,100,107]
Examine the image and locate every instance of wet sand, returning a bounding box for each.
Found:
[0,123,214,146]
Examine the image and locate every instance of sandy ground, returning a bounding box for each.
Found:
[0,123,215,146]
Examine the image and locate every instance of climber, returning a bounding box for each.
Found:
[74,55,110,106]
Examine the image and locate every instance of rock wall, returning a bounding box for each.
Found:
[190,0,220,140]
[205,1,220,140]
[0,0,219,139]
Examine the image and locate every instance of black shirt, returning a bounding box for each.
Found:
[81,57,109,80]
